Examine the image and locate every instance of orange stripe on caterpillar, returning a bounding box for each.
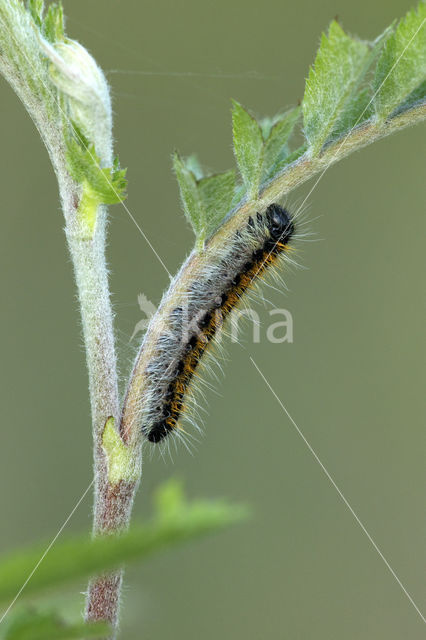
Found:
[144,203,295,443]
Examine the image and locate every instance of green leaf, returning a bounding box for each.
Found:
[275,143,308,172]
[0,481,248,603]
[331,24,395,137]
[173,152,204,242]
[230,182,246,209]
[374,2,426,121]
[261,107,301,182]
[231,100,264,199]
[27,0,44,27]
[303,20,369,155]
[332,87,372,138]
[258,116,275,140]
[1,609,109,640]
[66,131,127,205]
[43,3,64,43]
[110,157,128,202]
[400,78,426,112]
[184,154,204,180]
[197,170,235,238]
[173,154,235,245]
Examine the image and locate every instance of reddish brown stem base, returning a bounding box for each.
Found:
[86,572,123,627]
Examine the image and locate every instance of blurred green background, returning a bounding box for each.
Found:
[0,0,425,638]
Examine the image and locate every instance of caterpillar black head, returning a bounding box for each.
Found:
[266,203,294,245]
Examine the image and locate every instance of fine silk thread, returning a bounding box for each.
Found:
[142,203,296,443]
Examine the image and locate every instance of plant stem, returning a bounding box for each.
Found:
[64,201,127,631]
[120,101,426,440]
[66,203,145,637]
[0,3,142,627]
[65,209,119,524]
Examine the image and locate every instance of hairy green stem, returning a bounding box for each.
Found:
[64,198,130,633]
[0,1,139,629]
[65,208,120,524]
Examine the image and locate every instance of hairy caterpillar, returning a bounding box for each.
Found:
[135,203,296,444]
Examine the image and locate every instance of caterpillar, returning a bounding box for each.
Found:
[135,203,296,444]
